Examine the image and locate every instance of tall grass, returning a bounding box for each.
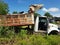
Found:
[0,26,15,38]
[0,26,60,45]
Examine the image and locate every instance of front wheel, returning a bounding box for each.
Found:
[48,30,58,35]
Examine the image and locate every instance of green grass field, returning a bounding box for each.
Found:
[0,26,60,45]
[0,34,60,45]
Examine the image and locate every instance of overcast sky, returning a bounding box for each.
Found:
[4,0,60,17]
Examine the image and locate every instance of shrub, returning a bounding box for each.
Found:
[17,30,27,38]
[0,26,15,38]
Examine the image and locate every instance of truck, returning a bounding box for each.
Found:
[34,16,59,35]
[0,4,59,35]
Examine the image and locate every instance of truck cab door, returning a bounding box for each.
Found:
[38,17,48,31]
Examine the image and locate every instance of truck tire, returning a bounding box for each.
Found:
[49,30,58,35]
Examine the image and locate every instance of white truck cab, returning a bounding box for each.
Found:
[34,16,59,35]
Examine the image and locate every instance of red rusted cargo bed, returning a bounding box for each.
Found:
[0,14,34,26]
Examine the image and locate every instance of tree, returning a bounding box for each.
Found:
[34,13,40,21]
[12,11,18,14]
[0,0,9,15]
[34,13,40,17]
[44,12,53,18]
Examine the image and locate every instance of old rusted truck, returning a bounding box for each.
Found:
[0,4,42,26]
[0,4,59,34]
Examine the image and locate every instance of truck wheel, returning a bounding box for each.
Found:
[49,30,58,35]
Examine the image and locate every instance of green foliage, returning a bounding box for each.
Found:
[0,26,60,45]
[28,34,49,45]
[0,0,9,15]
[34,12,40,17]
[34,12,40,21]
[17,30,27,38]
[0,26,15,38]
[44,12,53,18]
[46,35,60,45]
[0,34,60,45]
[12,11,18,14]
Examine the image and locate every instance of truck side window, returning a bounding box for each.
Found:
[49,19,55,23]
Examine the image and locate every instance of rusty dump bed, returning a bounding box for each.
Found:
[0,14,34,26]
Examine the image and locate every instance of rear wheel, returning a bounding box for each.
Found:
[26,25,34,35]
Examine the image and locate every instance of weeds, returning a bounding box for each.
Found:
[0,26,60,45]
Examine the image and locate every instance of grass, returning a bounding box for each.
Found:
[0,26,60,45]
[0,34,60,45]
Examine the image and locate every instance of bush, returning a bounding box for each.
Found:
[0,26,15,38]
